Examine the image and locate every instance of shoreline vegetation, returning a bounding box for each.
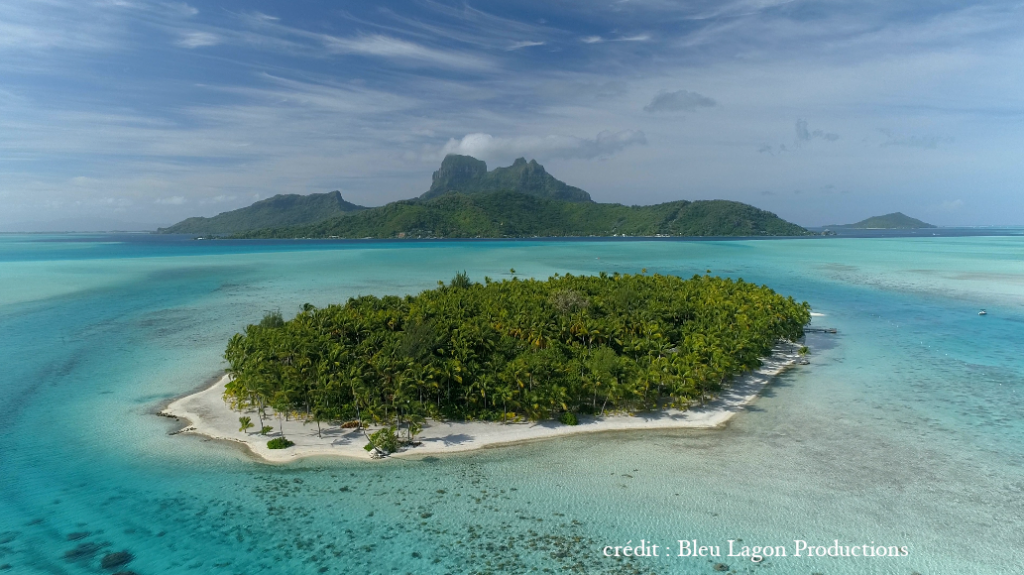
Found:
[164,341,805,463]
[165,272,811,461]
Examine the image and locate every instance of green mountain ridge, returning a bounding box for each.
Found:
[422,155,592,202]
[162,155,812,239]
[234,190,810,239]
[827,212,935,229]
[158,191,366,234]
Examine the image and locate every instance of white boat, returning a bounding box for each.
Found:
[979,309,987,316]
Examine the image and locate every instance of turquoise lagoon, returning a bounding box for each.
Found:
[0,234,1022,574]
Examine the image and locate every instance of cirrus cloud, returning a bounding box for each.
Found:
[507,40,545,51]
[175,31,219,48]
[323,34,488,69]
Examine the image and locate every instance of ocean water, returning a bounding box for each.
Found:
[0,233,1022,575]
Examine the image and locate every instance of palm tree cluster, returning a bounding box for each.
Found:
[223,272,810,436]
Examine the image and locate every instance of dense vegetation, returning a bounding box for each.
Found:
[234,191,810,239]
[421,155,592,202]
[827,212,935,229]
[266,437,295,449]
[223,273,810,447]
[158,191,365,234]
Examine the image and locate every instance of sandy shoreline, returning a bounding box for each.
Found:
[163,341,805,463]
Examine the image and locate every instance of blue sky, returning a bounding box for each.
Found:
[2,0,1022,228]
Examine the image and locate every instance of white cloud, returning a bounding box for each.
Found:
[155,196,186,205]
[507,40,545,51]
[644,90,716,112]
[581,33,650,44]
[577,33,647,44]
[440,130,647,162]
[176,31,219,48]
[323,34,488,69]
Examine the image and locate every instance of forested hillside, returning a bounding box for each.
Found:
[159,191,365,234]
[235,191,809,238]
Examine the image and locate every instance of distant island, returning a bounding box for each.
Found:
[826,212,936,229]
[157,191,366,235]
[235,191,811,239]
[159,155,815,238]
[214,272,810,456]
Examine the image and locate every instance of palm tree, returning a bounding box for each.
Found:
[238,416,254,433]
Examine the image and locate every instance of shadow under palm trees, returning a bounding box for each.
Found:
[421,433,474,446]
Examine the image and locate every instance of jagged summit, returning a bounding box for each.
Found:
[421,154,593,203]
[428,155,488,196]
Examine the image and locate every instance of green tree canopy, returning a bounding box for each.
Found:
[224,273,810,434]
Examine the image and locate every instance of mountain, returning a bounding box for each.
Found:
[165,156,809,239]
[420,155,592,202]
[234,191,810,239]
[827,212,936,229]
[158,191,366,234]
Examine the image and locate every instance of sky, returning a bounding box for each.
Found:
[1,0,1022,229]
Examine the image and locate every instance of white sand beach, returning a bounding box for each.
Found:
[163,341,806,463]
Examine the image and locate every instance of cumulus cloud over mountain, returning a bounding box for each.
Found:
[440,130,647,163]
